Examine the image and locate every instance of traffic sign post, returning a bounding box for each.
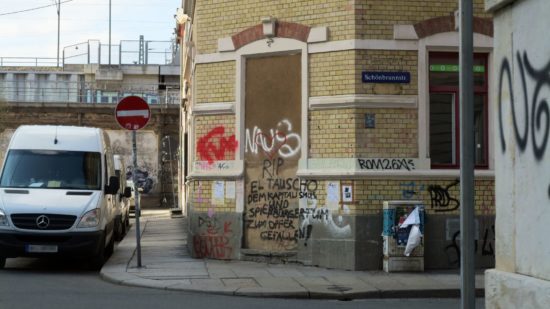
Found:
[115,96,150,268]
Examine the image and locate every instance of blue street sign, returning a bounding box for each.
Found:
[362,71,411,84]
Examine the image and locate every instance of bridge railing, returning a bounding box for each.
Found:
[0,80,180,105]
[0,57,59,67]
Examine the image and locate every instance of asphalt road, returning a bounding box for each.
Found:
[0,257,485,309]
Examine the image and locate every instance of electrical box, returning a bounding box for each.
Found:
[382,200,425,272]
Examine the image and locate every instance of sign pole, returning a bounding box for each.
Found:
[132,130,142,268]
[115,95,150,269]
[459,0,475,308]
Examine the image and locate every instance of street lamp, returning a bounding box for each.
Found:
[109,0,112,65]
[54,0,61,67]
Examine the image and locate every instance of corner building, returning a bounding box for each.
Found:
[177,0,495,270]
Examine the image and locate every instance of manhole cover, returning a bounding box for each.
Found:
[326,285,352,292]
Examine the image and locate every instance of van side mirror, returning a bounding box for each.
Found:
[105,176,120,195]
[123,187,132,198]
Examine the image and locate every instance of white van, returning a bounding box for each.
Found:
[113,154,131,241]
[0,125,120,270]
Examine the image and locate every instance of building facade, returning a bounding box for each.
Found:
[178,0,495,270]
[485,0,550,307]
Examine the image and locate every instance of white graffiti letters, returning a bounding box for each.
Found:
[245,120,301,159]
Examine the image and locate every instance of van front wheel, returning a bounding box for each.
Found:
[89,235,106,271]
[0,257,6,269]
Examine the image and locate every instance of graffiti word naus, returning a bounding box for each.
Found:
[197,126,238,164]
[245,119,301,159]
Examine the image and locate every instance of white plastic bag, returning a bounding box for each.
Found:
[404,224,422,256]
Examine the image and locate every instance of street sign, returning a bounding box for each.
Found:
[115,96,150,130]
[362,71,410,84]
[115,96,150,267]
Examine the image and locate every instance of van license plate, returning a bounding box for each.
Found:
[25,245,58,253]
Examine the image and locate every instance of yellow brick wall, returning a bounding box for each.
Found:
[309,179,494,216]
[309,109,357,158]
[309,51,356,97]
[357,0,491,40]
[189,180,236,213]
[309,108,418,158]
[194,115,237,160]
[194,0,355,54]
[356,108,418,157]
[356,50,418,95]
[195,61,236,103]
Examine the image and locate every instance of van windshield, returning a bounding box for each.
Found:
[0,150,101,190]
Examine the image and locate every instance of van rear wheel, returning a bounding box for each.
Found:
[0,257,6,269]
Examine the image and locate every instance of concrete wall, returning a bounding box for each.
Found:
[485,0,550,307]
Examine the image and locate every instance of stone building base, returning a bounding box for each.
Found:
[485,269,550,309]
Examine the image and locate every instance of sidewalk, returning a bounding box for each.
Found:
[100,210,485,299]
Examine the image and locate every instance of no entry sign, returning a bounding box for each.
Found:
[115,96,151,130]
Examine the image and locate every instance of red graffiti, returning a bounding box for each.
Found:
[197,126,238,164]
[193,235,233,259]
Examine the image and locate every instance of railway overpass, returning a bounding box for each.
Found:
[0,64,181,209]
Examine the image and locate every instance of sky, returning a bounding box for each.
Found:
[0,0,181,61]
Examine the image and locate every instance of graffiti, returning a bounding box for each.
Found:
[299,202,352,247]
[245,158,317,247]
[481,225,495,256]
[245,119,301,159]
[498,51,549,161]
[193,215,234,259]
[192,235,233,259]
[126,168,154,194]
[197,126,238,164]
[498,51,550,197]
[427,180,460,212]
[256,132,286,160]
[444,225,495,267]
[357,158,416,171]
[400,181,425,199]
[195,161,230,171]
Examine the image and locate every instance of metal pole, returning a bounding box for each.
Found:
[459,0,475,308]
[167,137,177,209]
[56,1,60,67]
[109,0,111,65]
[132,130,142,267]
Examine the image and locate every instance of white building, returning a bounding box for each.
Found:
[485,0,550,308]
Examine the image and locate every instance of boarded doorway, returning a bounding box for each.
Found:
[243,53,302,252]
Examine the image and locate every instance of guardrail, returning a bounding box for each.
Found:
[0,80,180,105]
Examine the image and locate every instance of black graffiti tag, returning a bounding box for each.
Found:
[498,51,549,160]
[499,51,550,198]
[427,180,460,212]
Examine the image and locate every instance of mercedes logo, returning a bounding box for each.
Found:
[36,215,50,229]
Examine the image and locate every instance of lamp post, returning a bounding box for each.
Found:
[109,0,111,65]
[55,0,61,67]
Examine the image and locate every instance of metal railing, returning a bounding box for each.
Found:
[0,80,180,105]
[63,39,177,66]
[0,38,178,68]
[0,57,59,67]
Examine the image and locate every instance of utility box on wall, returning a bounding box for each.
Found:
[382,200,425,272]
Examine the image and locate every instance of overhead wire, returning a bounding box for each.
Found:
[0,0,75,17]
